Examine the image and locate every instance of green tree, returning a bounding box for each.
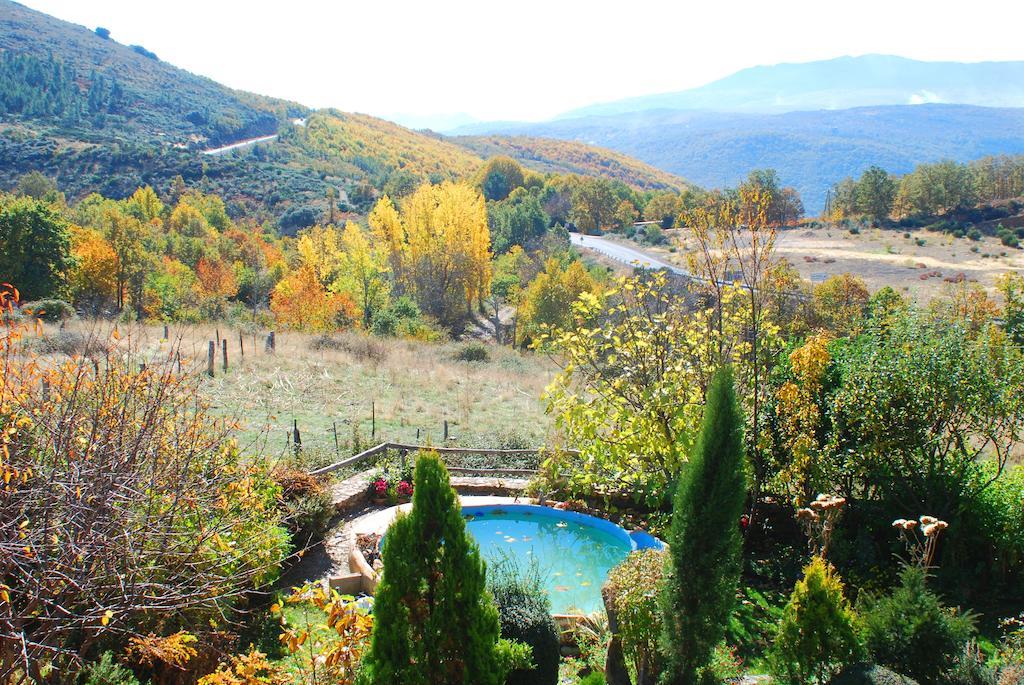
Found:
[854,166,896,223]
[660,365,747,685]
[366,453,504,685]
[768,557,863,684]
[0,194,75,300]
[477,156,526,202]
[488,187,549,253]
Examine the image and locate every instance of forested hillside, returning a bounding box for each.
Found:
[0,0,687,233]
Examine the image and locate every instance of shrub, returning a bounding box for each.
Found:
[768,557,863,684]
[22,298,75,322]
[661,365,747,685]
[0,303,288,675]
[828,663,919,685]
[456,342,490,362]
[939,644,997,685]
[860,566,975,683]
[272,467,334,545]
[488,559,559,685]
[967,228,982,241]
[579,673,607,685]
[365,453,505,684]
[80,652,142,685]
[606,549,666,681]
[197,649,289,685]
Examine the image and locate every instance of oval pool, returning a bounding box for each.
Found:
[462,504,647,615]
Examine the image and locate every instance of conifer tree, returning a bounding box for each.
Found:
[366,452,503,685]
[660,365,747,685]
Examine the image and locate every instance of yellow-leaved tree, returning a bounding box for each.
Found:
[371,181,491,325]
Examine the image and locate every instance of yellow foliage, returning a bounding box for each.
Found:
[197,649,289,685]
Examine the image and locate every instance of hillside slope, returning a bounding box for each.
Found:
[450,135,685,190]
[558,54,1024,119]
[0,0,688,232]
[0,0,304,145]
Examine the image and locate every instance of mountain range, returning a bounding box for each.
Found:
[452,55,1024,212]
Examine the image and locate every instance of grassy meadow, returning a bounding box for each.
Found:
[36,320,559,463]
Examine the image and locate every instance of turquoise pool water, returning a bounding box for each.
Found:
[463,505,635,614]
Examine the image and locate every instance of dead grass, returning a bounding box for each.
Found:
[38,320,558,460]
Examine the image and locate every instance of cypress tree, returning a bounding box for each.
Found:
[366,452,503,685]
[660,365,747,685]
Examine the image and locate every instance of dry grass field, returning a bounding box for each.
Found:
[33,321,559,461]
[613,225,1024,300]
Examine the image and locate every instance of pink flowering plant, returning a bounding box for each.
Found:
[367,463,415,502]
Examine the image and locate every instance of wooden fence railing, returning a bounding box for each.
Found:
[308,442,579,478]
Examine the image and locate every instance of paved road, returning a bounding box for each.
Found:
[570,232,690,276]
[201,134,278,156]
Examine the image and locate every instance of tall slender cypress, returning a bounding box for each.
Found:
[367,452,503,685]
[660,365,747,685]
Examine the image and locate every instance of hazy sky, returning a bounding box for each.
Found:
[17,0,1024,122]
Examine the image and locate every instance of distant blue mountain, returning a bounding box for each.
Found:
[451,104,1024,213]
[556,55,1024,118]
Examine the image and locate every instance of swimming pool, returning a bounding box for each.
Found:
[462,504,659,615]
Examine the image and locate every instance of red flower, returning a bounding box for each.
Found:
[739,514,750,530]
[373,479,388,495]
[397,481,414,497]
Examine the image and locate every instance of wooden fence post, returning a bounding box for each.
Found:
[443,420,449,442]
[332,421,340,456]
[239,331,244,358]
[293,419,302,455]
[175,351,181,374]
[163,324,169,340]
[207,341,215,377]
[221,339,228,372]
[266,331,275,353]
[371,401,376,439]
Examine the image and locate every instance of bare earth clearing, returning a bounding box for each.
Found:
[596,226,1024,300]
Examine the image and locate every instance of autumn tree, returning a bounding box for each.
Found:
[569,177,617,234]
[336,222,391,328]
[477,156,526,202]
[102,205,150,313]
[517,257,596,346]
[613,199,639,229]
[374,181,492,325]
[643,191,681,228]
[194,258,239,319]
[813,274,870,335]
[67,226,118,311]
[271,265,354,332]
[0,194,75,301]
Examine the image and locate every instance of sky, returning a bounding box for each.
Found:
[15,0,1024,124]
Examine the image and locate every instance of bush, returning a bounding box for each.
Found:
[22,299,75,322]
[488,559,559,685]
[860,566,975,683]
[769,557,863,685]
[579,673,606,685]
[80,652,142,685]
[828,663,919,685]
[967,228,982,241]
[456,342,490,362]
[607,549,666,681]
